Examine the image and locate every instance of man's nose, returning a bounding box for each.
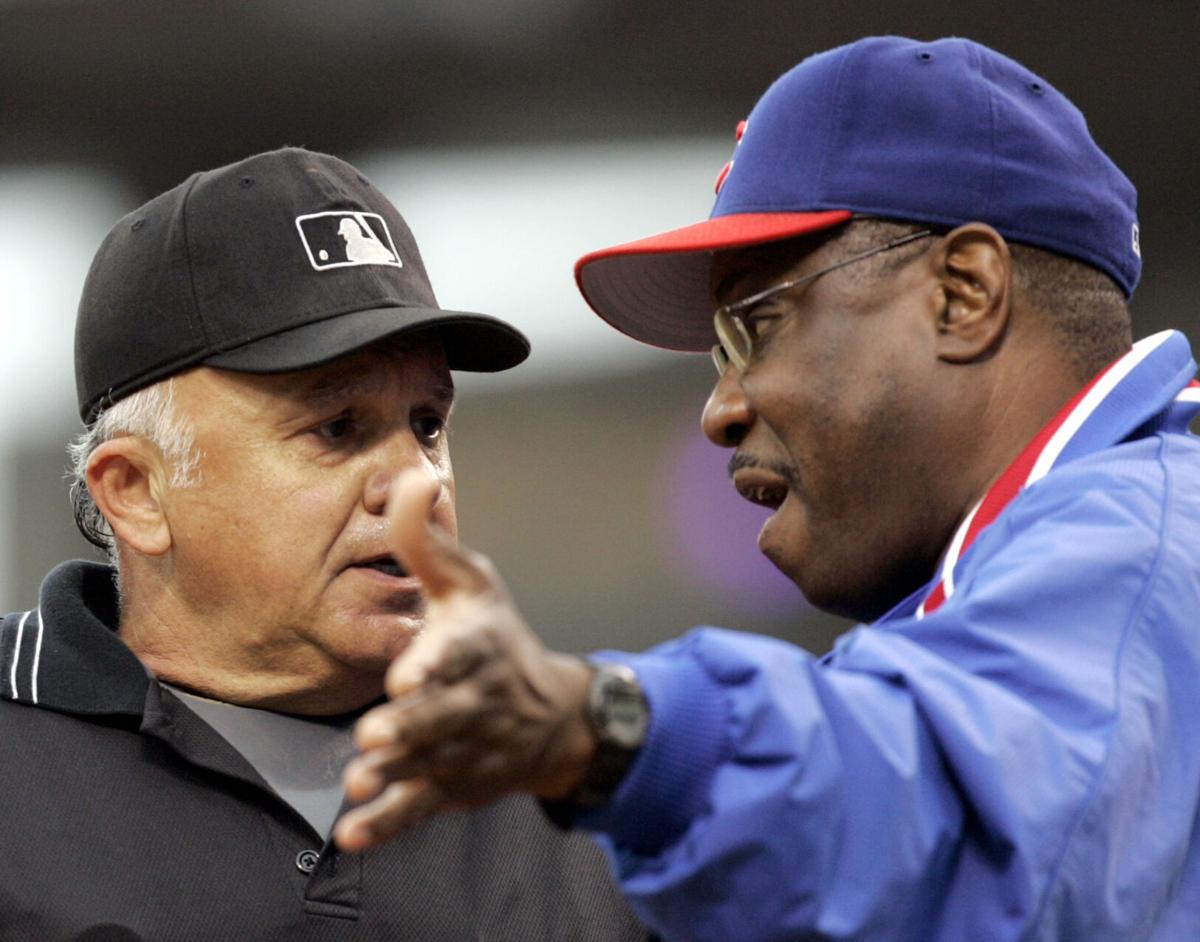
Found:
[702,367,755,448]
[362,436,443,515]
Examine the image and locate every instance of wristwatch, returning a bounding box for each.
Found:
[570,661,650,808]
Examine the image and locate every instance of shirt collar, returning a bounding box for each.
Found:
[2,560,150,716]
[907,330,1199,621]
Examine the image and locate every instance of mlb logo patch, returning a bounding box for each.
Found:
[295,211,403,271]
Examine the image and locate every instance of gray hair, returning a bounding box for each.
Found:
[67,378,202,566]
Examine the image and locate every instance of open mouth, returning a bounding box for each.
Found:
[732,469,789,510]
[745,484,787,510]
[353,555,409,578]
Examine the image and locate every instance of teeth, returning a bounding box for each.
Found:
[747,485,784,508]
[734,473,788,510]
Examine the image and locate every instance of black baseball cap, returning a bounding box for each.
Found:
[75,147,530,423]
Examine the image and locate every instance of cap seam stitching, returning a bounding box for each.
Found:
[816,44,855,209]
[178,172,213,348]
[981,44,998,221]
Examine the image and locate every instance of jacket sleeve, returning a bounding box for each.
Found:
[574,457,1170,942]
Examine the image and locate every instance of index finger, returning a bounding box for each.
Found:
[387,469,489,600]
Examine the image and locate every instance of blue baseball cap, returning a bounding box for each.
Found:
[575,36,1141,353]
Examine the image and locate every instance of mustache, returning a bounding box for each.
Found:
[727,452,801,490]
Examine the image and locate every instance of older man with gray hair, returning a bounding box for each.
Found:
[0,147,649,941]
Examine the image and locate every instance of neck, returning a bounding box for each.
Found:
[949,336,1094,544]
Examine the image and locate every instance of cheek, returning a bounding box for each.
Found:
[275,482,355,536]
[176,467,354,575]
[750,357,848,458]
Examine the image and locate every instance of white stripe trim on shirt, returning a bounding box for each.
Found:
[916,331,1184,621]
[917,498,982,618]
[1025,331,1172,487]
[10,610,32,700]
[30,609,44,705]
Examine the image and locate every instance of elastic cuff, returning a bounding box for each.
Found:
[570,639,729,855]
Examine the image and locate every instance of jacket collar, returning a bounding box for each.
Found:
[875,330,1199,625]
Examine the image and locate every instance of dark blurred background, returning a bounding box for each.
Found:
[2,0,1197,655]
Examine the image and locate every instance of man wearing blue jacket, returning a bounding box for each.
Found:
[338,37,1200,941]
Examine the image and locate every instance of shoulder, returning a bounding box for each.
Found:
[876,433,1200,720]
[949,432,1200,631]
[966,433,1198,592]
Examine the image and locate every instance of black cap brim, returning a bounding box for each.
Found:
[204,305,530,374]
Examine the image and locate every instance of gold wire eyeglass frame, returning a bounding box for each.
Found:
[711,229,935,374]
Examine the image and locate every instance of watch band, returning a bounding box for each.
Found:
[568,661,650,808]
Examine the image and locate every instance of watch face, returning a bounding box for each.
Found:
[607,694,649,749]
[575,663,649,806]
[594,668,649,750]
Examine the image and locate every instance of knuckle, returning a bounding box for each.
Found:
[472,751,509,782]
[468,623,500,657]
[489,710,517,736]
[427,751,460,781]
[477,663,512,699]
[438,636,486,682]
[462,546,491,572]
[455,683,486,716]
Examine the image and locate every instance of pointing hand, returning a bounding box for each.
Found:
[334,471,595,852]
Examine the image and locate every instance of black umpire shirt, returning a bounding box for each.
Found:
[0,562,652,942]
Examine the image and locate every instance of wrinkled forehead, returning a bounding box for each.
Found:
[281,333,453,405]
[178,332,455,418]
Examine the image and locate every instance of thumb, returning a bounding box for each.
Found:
[387,469,486,600]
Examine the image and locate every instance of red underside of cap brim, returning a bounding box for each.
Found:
[574,210,852,352]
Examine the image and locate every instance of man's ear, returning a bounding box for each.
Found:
[86,437,173,557]
[931,223,1013,364]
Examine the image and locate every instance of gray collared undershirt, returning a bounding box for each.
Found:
[163,683,359,839]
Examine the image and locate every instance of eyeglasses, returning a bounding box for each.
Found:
[711,229,934,374]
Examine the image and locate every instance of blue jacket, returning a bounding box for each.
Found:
[580,331,1200,941]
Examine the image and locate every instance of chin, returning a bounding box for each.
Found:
[765,549,884,623]
[321,610,424,674]
[806,569,923,624]
[760,539,813,598]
